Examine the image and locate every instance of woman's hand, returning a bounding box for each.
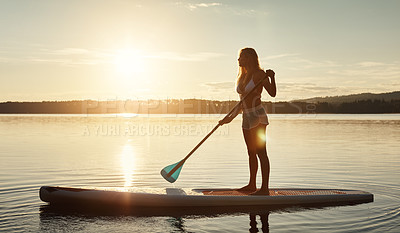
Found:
[219,115,233,125]
[219,101,242,126]
[265,69,275,79]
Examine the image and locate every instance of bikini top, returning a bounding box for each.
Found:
[236,75,261,100]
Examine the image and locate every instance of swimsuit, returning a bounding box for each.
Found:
[241,104,269,130]
[237,75,269,130]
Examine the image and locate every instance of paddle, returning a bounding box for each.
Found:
[160,71,271,183]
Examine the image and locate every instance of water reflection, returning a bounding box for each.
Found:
[39,197,375,233]
[166,214,270,233]
[39,206,270,233]
[167,217,188,232]
[250,213,269,233]
[120,140,137,187]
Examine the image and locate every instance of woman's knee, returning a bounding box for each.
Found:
[247,149,257,157]
[256,147,268,158]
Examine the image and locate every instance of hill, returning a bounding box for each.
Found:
[297,91,400,103]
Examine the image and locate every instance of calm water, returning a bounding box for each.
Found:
[1,114,399,232]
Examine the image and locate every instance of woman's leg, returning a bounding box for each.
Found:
[252,124,270,195]
[237,127,258,191]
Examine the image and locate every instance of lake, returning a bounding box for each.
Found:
[1,114,399,232]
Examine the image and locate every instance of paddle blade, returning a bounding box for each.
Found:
[160,161,184,183]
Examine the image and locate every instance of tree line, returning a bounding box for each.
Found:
[0,99,399,114]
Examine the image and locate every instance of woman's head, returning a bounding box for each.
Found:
[238,48,261,71]
[237,48,262,86]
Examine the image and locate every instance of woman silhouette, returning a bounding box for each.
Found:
[219,48,276,195]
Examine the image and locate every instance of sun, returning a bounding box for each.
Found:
[114,49,145,76]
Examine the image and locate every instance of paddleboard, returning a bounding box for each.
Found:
[40,186,373,209]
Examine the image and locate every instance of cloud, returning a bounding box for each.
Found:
[0,46,113,66]
[203,81,235,92]
[49,48,112,60]
[174,1,267,17]
[196,3,221,7]
[28,48,111,66]
[275,77,400,101]
[283,56,400,81]
[147,51,225,62]
[188,2,222,10]
[274,82,356,101]
[227,8,267,17]
[174,2,222,11]
[46,49,225,63]
[279,82,339,92]
[52,48,90,55]
[0,45,225,66]
[260,53,300,66]
[326,61,400,78]
[288,58,340,70]
[261,53,299,60]
[28,57,103,66]
[356,61,387,67]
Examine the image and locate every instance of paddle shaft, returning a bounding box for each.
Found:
[166,73,270,178]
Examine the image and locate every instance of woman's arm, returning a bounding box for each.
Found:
[264,69,276,97]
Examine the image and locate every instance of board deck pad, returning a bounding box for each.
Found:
[202,189,347,196]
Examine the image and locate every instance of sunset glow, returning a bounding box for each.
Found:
[0,1,399,101]
[114,49,146,77]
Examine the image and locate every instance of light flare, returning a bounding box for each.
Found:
[256,127,267,147]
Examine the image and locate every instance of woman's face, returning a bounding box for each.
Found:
[238,52,247,67]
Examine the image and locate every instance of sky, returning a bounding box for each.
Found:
[1,0,399,102]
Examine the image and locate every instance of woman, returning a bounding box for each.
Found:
[219,48,276,195]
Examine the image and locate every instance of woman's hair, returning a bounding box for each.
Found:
[236,47,262,88]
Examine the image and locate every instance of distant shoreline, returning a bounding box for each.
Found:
[1,113,399,115]
[2,91,399,114]
[1,98,399,114]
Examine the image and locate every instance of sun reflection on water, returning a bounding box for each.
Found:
[120,141,137,187]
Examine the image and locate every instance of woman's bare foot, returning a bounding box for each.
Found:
[250,188,270,196]
[237,184,257,192]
